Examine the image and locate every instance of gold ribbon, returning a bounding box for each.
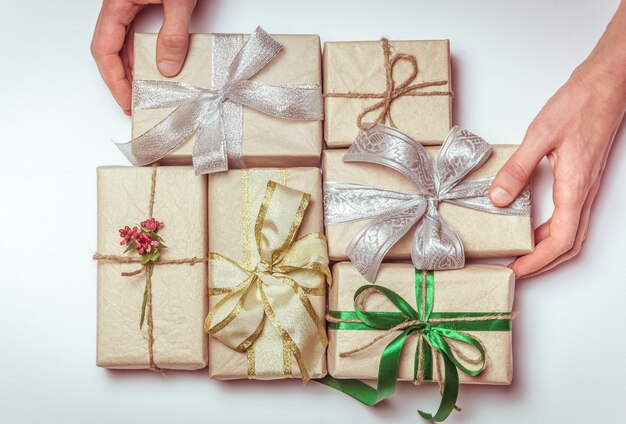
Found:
[205,178,331,382]
[324,38,452,131]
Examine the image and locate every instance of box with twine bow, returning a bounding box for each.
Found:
[94,166,208,370]
[324,38,452,148]
[320,262,515,422]
[206,168,330,380]
[126,27,324,175]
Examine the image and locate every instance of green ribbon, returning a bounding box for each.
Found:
[317,270,513,422]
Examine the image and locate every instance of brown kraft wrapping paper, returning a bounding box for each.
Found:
[324,40,451,148]
[328,262,514,384]
[207,167,327,379]
[322,147,534,262]
[96,166,208,369]
[133,33,322,166]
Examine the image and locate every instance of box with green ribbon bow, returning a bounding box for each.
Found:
[320,262,515,421]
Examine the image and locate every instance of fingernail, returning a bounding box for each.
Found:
[490,186,511,205]
[158,60,181,77]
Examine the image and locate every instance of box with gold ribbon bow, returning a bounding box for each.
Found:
[94,166,208,370]
[321,262,514,421]
[125,27,323,175]
[206,168,330,380]
[324,38,452,148]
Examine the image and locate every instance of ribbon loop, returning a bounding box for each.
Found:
[324,125,531,282]
[117,27,323,175]
[205,181,330,382]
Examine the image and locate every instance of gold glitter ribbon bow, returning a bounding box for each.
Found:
[205,181,331,382]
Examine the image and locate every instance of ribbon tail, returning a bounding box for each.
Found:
[116,100,207,166]
[317,328,412,405]
[418,353,459,422]
[411,205,465,270]
[192,105,230,174]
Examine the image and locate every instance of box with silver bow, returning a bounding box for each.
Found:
[206,167,330,380]
[324,39,452,148]
[323,125,534,282]
[125,27,323,174]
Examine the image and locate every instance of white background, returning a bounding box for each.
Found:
[1,1,625,423]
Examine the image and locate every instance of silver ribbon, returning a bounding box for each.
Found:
[324,125,531,282]
[116,26,324,175]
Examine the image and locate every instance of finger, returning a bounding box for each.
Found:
[522,153,607,278]
[91,0,143,113]
[511,201,583,278]
[120,24,134,115]
[534,219,551,243]
[489,129,549,207]
[156,0,196,77]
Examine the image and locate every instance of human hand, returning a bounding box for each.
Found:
[489,57,626,278]
[91,0,197,115]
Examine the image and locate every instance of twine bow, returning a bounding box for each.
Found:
[324,38,452,131]
[116,26,324,175]
[324,125,532,282]
[205,181,331,382]
[319,270,514,422]
[93,165,207,372]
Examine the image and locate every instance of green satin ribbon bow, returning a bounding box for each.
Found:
[318,270,513,422]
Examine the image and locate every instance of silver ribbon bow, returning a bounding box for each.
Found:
[116,26,324,175]
[324,125,531,282]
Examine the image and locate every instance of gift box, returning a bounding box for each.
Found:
[324,39,452,148]
[323,143,534,265]
[327,262,515,384]
[95,166,208,370]
[131,29,323,169]
[206,168,329,380]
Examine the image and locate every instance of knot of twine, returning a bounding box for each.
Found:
[93,164,207,374]
[324,38,453,131]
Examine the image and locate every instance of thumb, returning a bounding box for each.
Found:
[489,137,544,207]
[156,0,196,77]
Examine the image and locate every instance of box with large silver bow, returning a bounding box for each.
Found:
[324,39,452,148]
[125,27,323,174]
[206,168,330,380]
[323,126,534,282]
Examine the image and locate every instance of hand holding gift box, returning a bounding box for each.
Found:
[324,125,534,282]
[120,27,323,174]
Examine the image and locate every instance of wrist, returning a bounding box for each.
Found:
[573,57,626,108]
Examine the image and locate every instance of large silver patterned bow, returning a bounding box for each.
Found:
[324,125,531,282]
[116,26,324,175]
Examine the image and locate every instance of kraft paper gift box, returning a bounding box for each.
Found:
[207,168,328,379]
[327,262,515,384]
[95,166,208,370]
[132,31,322,167]
[322,146,534,262]
[324,39,452,148]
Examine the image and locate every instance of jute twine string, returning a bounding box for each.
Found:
[93,164,207,373]
[323,38,453,131]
